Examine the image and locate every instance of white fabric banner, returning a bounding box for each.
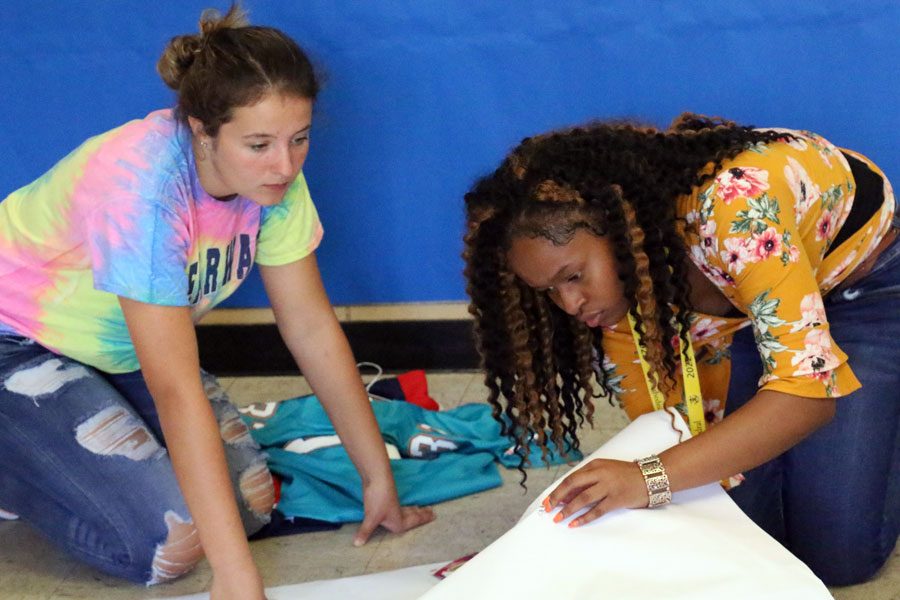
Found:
[422,408,833,599]
[155,562,444,600]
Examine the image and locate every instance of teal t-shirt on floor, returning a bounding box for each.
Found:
[240,396,581,523]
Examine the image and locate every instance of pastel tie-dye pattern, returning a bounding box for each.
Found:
[0,109,322,373]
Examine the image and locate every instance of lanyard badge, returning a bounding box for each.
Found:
[627,313,707,438]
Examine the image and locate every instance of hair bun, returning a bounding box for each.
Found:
[198,4,249,37]
[157,4,249,91]
[156,34,202,90]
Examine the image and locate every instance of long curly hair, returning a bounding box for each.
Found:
[463,113,787,465]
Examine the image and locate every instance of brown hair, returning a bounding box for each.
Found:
[157,3,319,136]
[463,113,790,467]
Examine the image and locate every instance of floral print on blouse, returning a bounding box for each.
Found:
[596,129,895,426]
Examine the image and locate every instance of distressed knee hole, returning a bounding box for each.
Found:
[239,462,275,517]
[75,406,162,460]
[219,413,255,447]
[148,511,202,585]
[4,359,88,399]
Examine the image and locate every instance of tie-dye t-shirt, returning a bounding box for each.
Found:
[0,109,323,373]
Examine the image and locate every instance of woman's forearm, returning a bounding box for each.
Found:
[154,385,256,572]
[120,298,258,576]
[279,313,393,485]
[660,389,835,492]
[261,257,394,486]
[260,259,436,545]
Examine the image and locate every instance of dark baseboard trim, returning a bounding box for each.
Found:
[197,320,480,376]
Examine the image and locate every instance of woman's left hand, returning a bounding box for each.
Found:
[543,458,649,527]
[260,257,437,547]
[353,476,435,546]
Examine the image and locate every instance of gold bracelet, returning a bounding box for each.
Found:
[635,454,671,508]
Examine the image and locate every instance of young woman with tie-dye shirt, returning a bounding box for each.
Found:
[462,113,898,586]
[0,6,432,597]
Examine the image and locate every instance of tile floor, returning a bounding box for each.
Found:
[0,372,896,599]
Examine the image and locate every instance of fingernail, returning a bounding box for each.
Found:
[542,498,551,512]
[353,539,364,547]
[553,512,564,524]
[568,519,579,528]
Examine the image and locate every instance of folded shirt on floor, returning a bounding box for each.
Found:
[239,396,580,523]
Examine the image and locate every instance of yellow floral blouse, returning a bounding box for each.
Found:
[598,129,895,432]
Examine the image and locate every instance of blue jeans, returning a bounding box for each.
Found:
[726,234,900,586]
[0,339,272,584]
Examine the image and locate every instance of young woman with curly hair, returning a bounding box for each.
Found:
[463,113,898,586]
[0,5,432,597]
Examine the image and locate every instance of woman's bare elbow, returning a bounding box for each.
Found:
[810,397,837,430]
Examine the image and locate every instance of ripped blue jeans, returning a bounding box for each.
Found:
[0,337,273,585]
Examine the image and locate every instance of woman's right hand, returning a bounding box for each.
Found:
[210,565,267,600]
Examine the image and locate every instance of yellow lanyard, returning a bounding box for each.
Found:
[627,313,707,438]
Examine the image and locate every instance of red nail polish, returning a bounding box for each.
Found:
[543,498,551,511]
[568,519,579,528]
[553,512,564,523]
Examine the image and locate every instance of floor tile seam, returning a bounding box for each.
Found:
[47,563,79,600]
[361,534,387,575]
[458,371,480,400]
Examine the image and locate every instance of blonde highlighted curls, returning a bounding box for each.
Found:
[669,112,738,133]
[534,179,583,204]
[463,113,791,472]
[619,193,674,394]
[464,211,595,474]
